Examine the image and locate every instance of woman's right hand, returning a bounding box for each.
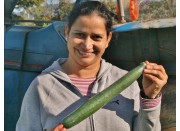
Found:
[53,124,66,131]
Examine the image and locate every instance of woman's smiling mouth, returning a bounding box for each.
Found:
[78,49,94,57]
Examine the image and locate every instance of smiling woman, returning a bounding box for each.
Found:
[16,1,168,131]
[61,1,112,77]
[63,13,112,75]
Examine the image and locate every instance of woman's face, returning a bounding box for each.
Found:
[65,13,112,67]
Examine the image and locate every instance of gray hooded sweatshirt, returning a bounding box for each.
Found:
[16,58,161,131]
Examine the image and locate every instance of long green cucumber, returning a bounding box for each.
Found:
[62,62,146,128]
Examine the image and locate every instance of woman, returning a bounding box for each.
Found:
[16,1,168,131]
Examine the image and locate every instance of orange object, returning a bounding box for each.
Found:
[129,0,139,21]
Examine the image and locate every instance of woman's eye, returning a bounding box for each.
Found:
[92,35,102,40]
[75,33,85,38]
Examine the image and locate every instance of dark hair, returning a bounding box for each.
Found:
[67,1,112,35]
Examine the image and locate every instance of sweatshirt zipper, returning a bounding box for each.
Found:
[70,84,96,131]
[71,83,97,131]
[51,74,96,131]
[89,115,96,131]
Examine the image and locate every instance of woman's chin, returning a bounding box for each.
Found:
[77,58,97,67]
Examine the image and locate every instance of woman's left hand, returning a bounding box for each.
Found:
[142,61,168,98]
[53,124,66,131]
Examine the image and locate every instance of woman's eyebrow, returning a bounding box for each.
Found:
[74,30,84,33]
[92,33,104,36]
[74,30,104,37]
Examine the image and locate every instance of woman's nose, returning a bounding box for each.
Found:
[82,37,93,50]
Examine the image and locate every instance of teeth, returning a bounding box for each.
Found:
[79,50,92,55]
[79,50,86,55]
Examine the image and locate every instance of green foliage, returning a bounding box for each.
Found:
[52,0,73,20]
[13,0,117,26]
[101,0,116,14]
[17,0,45,8]
[139,0,176,21]
[13,0,74,26]
[100,0,118,24]
[12,0,176,26]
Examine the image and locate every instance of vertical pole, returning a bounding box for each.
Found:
[117,0,126,23]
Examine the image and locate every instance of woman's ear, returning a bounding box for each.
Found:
[105,32,112,48]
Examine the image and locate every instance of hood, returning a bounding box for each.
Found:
[41,58,112,81]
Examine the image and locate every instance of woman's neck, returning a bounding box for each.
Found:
[61,59,101,78]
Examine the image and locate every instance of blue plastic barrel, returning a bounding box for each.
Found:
[4,22,68,131]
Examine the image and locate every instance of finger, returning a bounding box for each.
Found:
[145,61,158,67]
[145,61,166,73]
[144,74,162,86]
[145,62,158,71]
[144,68,164,80]
[151,65,166,75]
[59,124,66,131]
[53,124,64,131]
[157,65,168,76]
[62,128,66,131]
[145,64,167,77]
[59,124,67,131]
[58,124,64,129]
